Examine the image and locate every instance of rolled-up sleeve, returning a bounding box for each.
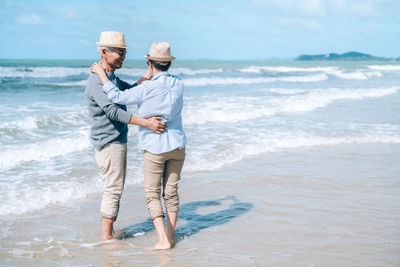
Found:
[90,82,131,124]
[103,80,146,105]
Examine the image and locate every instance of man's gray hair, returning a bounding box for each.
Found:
[97,46,112,57]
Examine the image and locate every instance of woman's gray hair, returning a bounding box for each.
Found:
[97,46,112,57]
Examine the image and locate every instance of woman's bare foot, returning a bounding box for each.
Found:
[152,239,171,250]
[168,238,176,248]
[167,232,175,248]
[113,230,128,239]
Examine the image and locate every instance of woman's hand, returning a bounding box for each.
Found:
[143,67,152,80]
[135,67,153,85]
[90,62,109,85]
[90,62,103,75]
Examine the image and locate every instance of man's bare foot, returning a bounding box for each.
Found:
[101,234,113,241]
[152,239,171,250]
[101,218,114,241]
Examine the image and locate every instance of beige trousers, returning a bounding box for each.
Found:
[94,142,127,220]
[143,148,185,220]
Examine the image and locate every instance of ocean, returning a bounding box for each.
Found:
[1,59,400,265]
[0,59,399,217]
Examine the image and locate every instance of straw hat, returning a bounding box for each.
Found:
[96,31,127,49]
[144,42,176,61]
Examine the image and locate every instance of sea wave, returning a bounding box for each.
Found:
[238,66,339,73]
[0,66,89,78]
[53,80,87,87]
[328,70,382,80]
[184,128,400,172]
[238,65,383,80]
[184,73,329,86]
[367,65,400,71]
[0,66,225,79]
[25,73,329,87]
[0,128,90,170]
[171,67,224,75]
[116,67,224,76]
[0,109,88,132]
[183,86,400,125]
[0,176,102,216]
[2,124,399,215]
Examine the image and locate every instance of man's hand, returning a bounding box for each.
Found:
[146,117,167,134]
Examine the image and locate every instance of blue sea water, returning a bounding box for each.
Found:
[0,59,399,216]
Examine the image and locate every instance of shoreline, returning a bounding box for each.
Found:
[1,143,400,266]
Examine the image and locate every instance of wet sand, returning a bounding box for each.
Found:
[1,144,400,266]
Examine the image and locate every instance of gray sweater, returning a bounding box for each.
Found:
[85,72,134,150]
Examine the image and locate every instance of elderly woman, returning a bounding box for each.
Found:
[91,42,186,249]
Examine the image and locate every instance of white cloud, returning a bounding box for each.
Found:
[16,14,44,25]
[276,17,321,31]
[251,0,326,16]
[251,0,386,17]
[329,0,380,16]
[78,39,90,46]
[60,8,83,19]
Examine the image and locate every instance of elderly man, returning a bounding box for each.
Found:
[85,31,166,241]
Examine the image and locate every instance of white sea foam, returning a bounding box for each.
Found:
[116,67,223,76]
[328,70,383,80]
[183,128,400,172]
[0,161,144,216]
[0,176,103,216]
[53,80,87,87]
[238,66,340,73]
[0,109,88,132]
[114,68,148,76]
[238,66,383,80]
[367,65,400,71]
[0,66,89,78]
[0,116,39,130]
[0,128,91,170]
[184,73,328,86]
[171,67,224,75]
[269,88,308,95]
[183,86,400,125]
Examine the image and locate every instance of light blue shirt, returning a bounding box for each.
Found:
[103,71,186,154]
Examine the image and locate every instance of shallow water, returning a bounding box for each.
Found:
[1,144,399,266]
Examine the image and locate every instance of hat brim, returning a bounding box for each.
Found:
[144,55,176,61]
[96,42,127,49]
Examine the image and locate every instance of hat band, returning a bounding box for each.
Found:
[96,42,127,49]
[146,54,176,61]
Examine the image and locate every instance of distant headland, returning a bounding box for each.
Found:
[295,51,400,61]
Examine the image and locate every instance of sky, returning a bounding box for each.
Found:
[0,0,399,60]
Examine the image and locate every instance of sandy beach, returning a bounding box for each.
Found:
[1,143,399,266]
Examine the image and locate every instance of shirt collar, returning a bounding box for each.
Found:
[151,71,169,80]
[106,71,115,80]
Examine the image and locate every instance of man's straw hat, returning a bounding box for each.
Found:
[96,31,127,49]
[144,42,176,61]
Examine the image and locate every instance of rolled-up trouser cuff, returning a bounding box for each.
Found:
[95,143,127,221]
[101,212,117,221]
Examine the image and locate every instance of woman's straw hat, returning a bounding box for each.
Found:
[96,31,127,49]
[144,42,176,61]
